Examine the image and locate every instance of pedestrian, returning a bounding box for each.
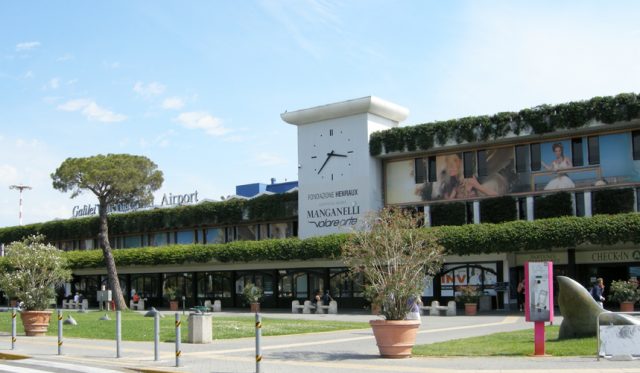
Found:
[591,277,605,308]
[406,295,422,324]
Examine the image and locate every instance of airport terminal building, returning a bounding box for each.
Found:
[1,93,640,311]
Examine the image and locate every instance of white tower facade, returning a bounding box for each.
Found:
[281,96,409,238]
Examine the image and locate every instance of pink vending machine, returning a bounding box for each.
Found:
[525,261,554,355]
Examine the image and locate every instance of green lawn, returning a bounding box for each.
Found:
[413,325,597,357]
[0,310,368,342]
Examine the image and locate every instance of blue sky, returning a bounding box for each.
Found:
[1,1,640,227]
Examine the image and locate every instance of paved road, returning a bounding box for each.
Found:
[1,310,639,373]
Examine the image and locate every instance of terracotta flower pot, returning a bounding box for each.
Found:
[250,303,260,313]
[464,303,478,316]
[20,310,52,337]
[369,319,420,358]
[620,301,635,312]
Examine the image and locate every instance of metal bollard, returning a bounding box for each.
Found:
[57,309,63,355]
[255,313,262,373]
[11,307,17,350]
[154,312,160,361]
[175,313,181,367]
[116,311,122,358]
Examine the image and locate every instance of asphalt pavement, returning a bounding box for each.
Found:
[1,309,639,373]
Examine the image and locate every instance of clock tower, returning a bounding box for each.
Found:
[281,96,409,238]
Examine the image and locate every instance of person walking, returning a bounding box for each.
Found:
[516,279,525,311]
[591,277,605,308]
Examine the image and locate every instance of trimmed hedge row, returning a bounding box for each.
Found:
[370,92,640,156]
[0,192,298,244]
[55,213,640,269]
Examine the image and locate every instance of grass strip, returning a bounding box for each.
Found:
[0,310,368,342]
[413,325,596,357]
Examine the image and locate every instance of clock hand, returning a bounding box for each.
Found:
[332,153,347,157]
[317,154,332,174]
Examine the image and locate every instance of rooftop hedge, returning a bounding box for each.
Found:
[0,192,298,244]
[52,212,640,270]
[369,92,640,156]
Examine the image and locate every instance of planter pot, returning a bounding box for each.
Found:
[464,303,478,316]
[250,303,260,313]
[620,301,635,312]
[20,310,52,337]
[169,301,179,311]
[369,319,420,358]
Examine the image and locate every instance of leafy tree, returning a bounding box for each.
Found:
[51,154,163,310]
[342,208,444,320]
[0,235,72,310]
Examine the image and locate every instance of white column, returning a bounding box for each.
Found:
[526,196,534,221]
[473,201,480,224]
[584,191,592,217]
[424,205,431,227]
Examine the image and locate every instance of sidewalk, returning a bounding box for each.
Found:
[1,311,639,373]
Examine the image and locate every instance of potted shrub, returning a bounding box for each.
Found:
[456,285,482,315]
[342,208,444,358]
[164,287,179,311]
[0,235,71,336]
[243,283,263,313]
[609,279,640,312]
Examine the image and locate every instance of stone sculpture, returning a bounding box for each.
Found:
[557,276,640,339]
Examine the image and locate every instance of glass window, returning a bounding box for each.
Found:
[530,143,541,171]
[414,158,427,183]
[225,227,236,242]
[176,230,194,244]
[588,136,600,165]
[150,232,168,247]
[237,225,257,241]
[477,150,488,177]
[633,131,640,160]
[515,145,529,173]
[465,202,474,224]
[258,224,269,240]
[269,222,292,239]
[205,228,225,244]
[428,156,437,182]
[572,138,584,166]
[517,198,527,220]
[463,152,475,178]
[575,192,585,217]
[123,235,141,248]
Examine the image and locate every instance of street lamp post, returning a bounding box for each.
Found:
[9,184,32,226]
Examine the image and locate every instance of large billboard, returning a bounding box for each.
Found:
[385,132,638,204]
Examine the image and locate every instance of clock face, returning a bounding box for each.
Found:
[310,128,353,181]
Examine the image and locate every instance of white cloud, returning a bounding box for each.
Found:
[175,111,230,137]
[57,53,74,62]
[162,97,185,110]
[23,71,34,79]
[46,77,60,90]
[0,164,18,184]
[16,41,41,51]
[57,99,127,123]
[133,81,166,98]
[103,61,120,69]
[254,152,288,166]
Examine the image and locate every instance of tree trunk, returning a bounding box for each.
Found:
[98,201,128,310]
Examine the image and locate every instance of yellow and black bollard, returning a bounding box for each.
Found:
[255,313,262,373]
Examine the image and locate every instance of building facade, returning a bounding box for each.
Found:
[1,93,640,310]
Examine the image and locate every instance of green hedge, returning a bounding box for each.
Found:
[47,213,640,270]
[593,188,635,215]
[479,196,517,223]
[0,192,298,244]
[370,92,640,156]
[534,192,572,219]
[430,202,466,226]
